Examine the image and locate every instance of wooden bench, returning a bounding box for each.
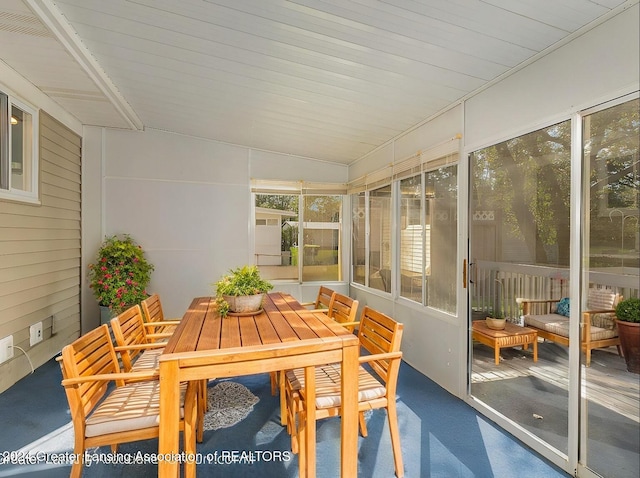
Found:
[518,289,622,366]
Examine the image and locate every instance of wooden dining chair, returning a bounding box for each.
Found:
[59,324,197,478]
[274,291,358,408]
[270,286,338,396]
[110,304,172,373]
[325,292,360,333]
[284,306,404,477]
[110,304,208,443]
[300,285,335,310]
[141,293,181,335]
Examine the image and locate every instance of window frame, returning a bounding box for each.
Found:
[0,88,39,203]
[349,138,460,314]
[251,180,347,284]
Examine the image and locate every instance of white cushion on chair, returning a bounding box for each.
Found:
[85,380,185,437]
[286,363,386,409]
[131,349,163,371]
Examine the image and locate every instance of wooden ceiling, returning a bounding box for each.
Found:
[0,0,633,164]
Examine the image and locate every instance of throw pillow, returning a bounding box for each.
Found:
[556,297,570,317]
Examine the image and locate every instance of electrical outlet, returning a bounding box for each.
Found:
[30,322,43,346]
[0,336,14,364]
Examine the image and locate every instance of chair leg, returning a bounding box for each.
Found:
[279,371,288,426]
[358,411,368,437]
[197,380,207,443]
[70,447,84,478]
[298,409,307,478]
[386,402,404,478]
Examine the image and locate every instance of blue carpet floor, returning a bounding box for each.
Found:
[0,357,570,477]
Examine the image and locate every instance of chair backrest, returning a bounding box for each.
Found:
[314,286,335,310]
[327,292,359,332]
[141,293,165,324]
[59,324,120,419]
[110,305,149,371]
[357,306,404,387]
[587,288,621,311]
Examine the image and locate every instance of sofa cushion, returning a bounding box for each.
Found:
[556,298,570,317]
[524,313,570,338]
[588,325,618,341]
[587,288,619,310]
[590,312,617,330]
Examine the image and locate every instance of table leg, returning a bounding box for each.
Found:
[494,344,500,365]
[533,337,538,362]
[159,360,181,478]
[303,365,316,478]
[341,343,359,477]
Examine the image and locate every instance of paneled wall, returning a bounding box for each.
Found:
[0,111,81,393]
[81,127,349,326]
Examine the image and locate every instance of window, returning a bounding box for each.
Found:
[252,180,346,283]
[369,185,392,292]
[349,138,459,313]
[351,192,366,286]
[397,165,458,312]
[0,89,38,201]
[585,97,639,271]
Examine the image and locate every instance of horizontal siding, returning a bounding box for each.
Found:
[0,110,81,393]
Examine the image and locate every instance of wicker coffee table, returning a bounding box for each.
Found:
[472,320,538,365]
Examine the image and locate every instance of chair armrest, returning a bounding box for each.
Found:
[146,320,181,326]
[359,351,403,364]
[583,308,616,316]
[518,298,561,315]
[114,342,167,352]
[142,326,174,335]
[300,301,314,307]
[144,332,174,341]
[61,370,159,387]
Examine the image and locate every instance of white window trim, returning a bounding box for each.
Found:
[0,91,40,204]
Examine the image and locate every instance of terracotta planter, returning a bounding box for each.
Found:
[617,320,640,374]
[223,294,265,314]
[486,317,506,330]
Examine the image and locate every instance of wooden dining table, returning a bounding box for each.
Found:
[158,292,360,478]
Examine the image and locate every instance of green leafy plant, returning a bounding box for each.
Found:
[214,265,273,317]
[616,297,640,323]
[215,265,273,297]
[88,234,154,314]
[492,279,506,319]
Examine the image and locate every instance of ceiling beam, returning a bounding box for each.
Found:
[25,0,143,131]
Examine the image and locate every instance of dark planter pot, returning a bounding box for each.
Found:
[617,320,640,374]
[100,305,114,325]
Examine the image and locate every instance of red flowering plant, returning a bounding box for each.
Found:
[88,234,154,315]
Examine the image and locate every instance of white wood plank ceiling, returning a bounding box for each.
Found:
[0,0,634,164]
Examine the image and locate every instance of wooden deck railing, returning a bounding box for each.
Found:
[471,261,639,319]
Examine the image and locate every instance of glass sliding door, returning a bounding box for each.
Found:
[580,97,639,478]
[469,120,572,456]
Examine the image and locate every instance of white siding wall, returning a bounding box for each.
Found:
[0,112,81,393]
